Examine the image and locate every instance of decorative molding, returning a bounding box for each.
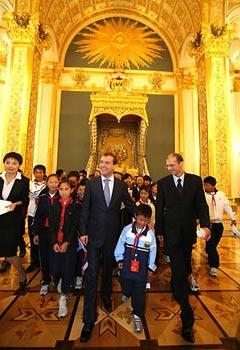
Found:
[232,77,240,92]
[89,93,148,125]
[71,68,89,88]
[40,64,62,84]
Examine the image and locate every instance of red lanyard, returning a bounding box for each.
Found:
[131,227,145,260]
[57,197,73,244]
[211,192,216,207]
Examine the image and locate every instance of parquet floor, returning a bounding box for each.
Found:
[0,219,240,350]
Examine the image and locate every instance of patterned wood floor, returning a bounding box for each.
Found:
[0,219,240,350]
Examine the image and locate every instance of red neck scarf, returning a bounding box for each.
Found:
[57,197,73,244]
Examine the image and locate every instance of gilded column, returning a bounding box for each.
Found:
[203,24,232,196]
[230,77,240,198]
[179,70,200,175]
[34,63,61,174]
[2,12,39,172]
[190,25,233,196]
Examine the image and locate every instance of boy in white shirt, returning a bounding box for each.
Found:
[27,165,46,272]
[203,176,236,277]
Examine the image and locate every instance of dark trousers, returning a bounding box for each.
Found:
[50,240,77,294]
[120,277,145,319]
[83,243,115,325]
[18,218,26,252]
[28,216,40,266]
[206,223,224,268]
[169,243,194,329]
[39,228,51,285]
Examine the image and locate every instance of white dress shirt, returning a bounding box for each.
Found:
[101,174,114,198]
[205,190,236,223]
[28,180,46,217]
[173,173,185,187]
[0,171,22,200]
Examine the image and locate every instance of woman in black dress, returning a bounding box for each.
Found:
[0,152,29,293]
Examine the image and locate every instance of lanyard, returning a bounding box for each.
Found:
[131,226,145,260]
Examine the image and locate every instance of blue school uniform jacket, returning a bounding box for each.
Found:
[114,222,157,282]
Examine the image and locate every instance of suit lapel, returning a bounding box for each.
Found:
[182,173,190,197]
[169,175,179,196]
[97,176,107,207]
[109,178,118,208]
[7,179,20,201]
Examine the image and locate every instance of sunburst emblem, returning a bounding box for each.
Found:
[75,18,164,69]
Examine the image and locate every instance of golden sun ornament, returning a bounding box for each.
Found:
[75,18,164,69]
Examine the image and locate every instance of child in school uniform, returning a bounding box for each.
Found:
[114,204,157,332]
[27,164,47,272]
[49,180,80,317]
[74,179,87,290]
[204,176,237,277]
[136,185,155,225]
[33,174,60,295]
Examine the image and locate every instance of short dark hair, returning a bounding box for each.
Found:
[101,152,117,165]
[204,176,217,186]
[79,178,88,186]
[47,173,59,182]
[56,169,64,176]
[135,204,152,218]
[122,173,132,181]
[168,153,184,163]
[79,169,87,177]
[33,164,46,174]
[3,152,23,165]
[139,185,151,194]
[150,182,157,189]
[67,170,80,180]
[143,175,152,182]
[59,179,75,189]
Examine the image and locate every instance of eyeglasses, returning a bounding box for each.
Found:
[165,163,178,168]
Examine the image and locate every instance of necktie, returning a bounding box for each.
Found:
[177,178,183,195]
[103,179,111,206]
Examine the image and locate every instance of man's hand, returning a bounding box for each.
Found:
[80,235,88,246]
[53,243,60,253]
[202,227,211,241]
[157,235,164,247]
[231,220,237,227]
[33,235,39,245]
[7,202,17,211]
[59,242,69,253]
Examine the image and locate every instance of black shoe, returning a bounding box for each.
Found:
[103,299,112,313]
[181,327,195,343]
[0,260,11,273]
[25,264,39,273]
[80,324,93,342]
[16,279,27,295]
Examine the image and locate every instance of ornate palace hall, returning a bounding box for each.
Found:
[0,0,240,349]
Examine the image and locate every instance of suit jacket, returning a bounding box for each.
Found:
[32,188,60,235]
[0,174,29,223]
[49,200,80,246]
[155,173,210,248]
[80,176,135,248]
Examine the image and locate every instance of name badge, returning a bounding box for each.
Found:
[131,260,140,272]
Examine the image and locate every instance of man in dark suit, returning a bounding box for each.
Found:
[79,152,135,342]
[155,153,210,343]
